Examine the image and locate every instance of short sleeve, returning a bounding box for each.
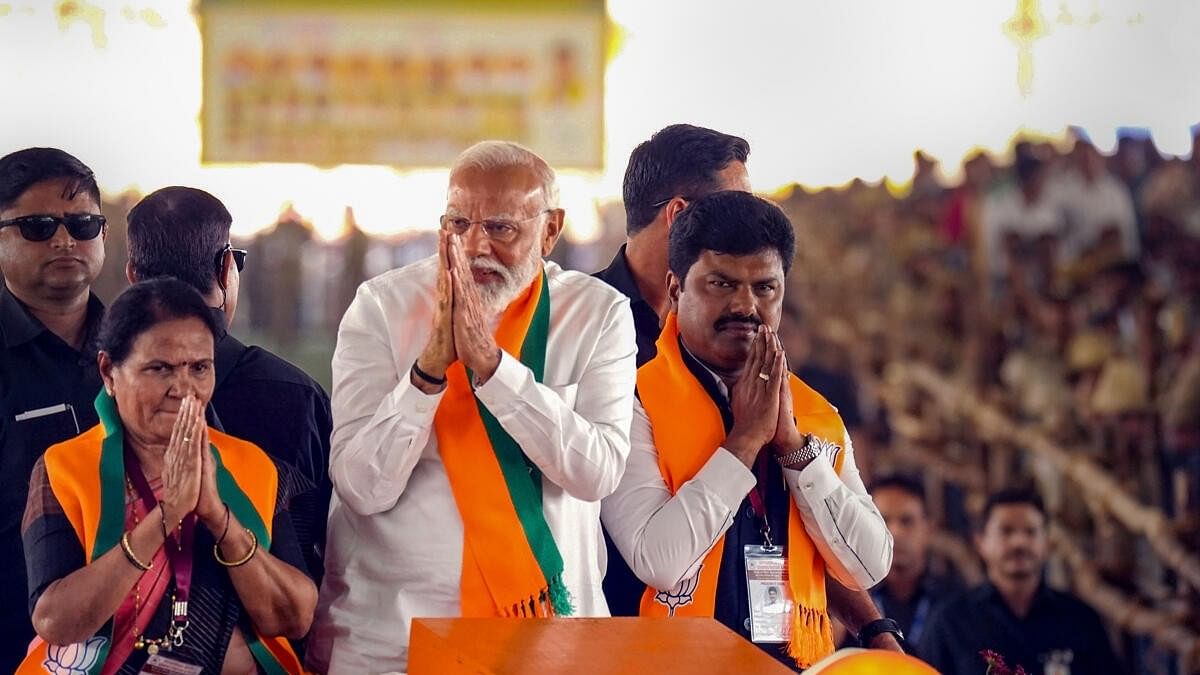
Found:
[22,457,86,615]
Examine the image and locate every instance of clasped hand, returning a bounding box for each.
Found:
[413,230,502,391]
[723,325,807,467]
[159,395,224,531]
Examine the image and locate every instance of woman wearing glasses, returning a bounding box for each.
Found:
[17,278,316,674]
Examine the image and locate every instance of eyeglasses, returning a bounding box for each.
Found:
[215,243,248,272]
[0,213,106,242]
[440,209,551,244]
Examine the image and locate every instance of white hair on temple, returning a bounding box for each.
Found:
[450,140,560,208]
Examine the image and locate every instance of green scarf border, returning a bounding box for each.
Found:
[87,390,287,674]
[468,270,573,616]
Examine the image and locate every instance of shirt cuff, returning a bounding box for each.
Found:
[784,457,842,507]
[472,349,527,407]
[695,448,757,510]
[391,367,447,420]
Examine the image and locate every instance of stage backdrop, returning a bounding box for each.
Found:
[198,0,605,169]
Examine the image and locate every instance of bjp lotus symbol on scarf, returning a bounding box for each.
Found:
[43,637,106,675]
[655,566,702,616]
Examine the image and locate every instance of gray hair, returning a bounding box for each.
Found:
[450,140,559,208]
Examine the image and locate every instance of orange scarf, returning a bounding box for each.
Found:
[17,391,306,675]
[636,313,847,668]
[433,269,572,618]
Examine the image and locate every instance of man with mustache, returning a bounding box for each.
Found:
[596,124,904,654]
[0,148,108,672]
[601,191,892,671]
[920,488,1124,674]
[308,141,637,674]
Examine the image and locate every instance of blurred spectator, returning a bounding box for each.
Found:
[980,149,1063,285]
[920,488,1125,675]
[862,475,961,655]
[1055,139,1140,263]
[1160,352,1200,525]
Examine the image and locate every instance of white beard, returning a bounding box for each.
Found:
[470,242,543,315]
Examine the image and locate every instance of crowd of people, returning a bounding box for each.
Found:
[776,129,1200,674]
[0,122,1195,675]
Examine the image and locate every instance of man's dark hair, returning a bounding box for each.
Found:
[99,277,223,365]
[0,147,100,211]
[623,124,749,235]
[128,186,232,295]
[978,486,1046,531]
[870,473,926,508]
[668,191,795,282]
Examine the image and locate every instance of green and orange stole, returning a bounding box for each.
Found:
[432,268,573,618]
[17,390,305,675]
[636,313,847,668]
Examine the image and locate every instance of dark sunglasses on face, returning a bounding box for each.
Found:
[0,213,106,242]
[215,243,248,272]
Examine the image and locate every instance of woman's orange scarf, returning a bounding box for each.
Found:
[636,313,848,668]
[16,391,305,675]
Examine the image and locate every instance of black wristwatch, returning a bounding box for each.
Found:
[856,618,905,648]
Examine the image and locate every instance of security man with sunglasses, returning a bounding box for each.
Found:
[0,147,109,672]
[124,186,332,605]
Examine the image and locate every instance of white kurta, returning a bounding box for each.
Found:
[308,257,637,674]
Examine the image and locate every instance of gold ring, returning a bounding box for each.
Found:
[758,372,770,382]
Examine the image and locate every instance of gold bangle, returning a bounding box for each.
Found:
[213,528,257,567]
[120,531,153,571]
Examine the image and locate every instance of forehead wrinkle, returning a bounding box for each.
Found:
[446,183,547,218]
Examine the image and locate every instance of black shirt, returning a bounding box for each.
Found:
[859,570,961,657]
[209,328,333,586]
[593,244,663,368]
[919,581,1125,675]
[0,286,104,673]
[592,245,664,617]
[794,363,862,429]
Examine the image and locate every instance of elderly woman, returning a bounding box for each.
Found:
[18,278,316,674]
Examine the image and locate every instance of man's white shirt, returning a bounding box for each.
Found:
[601,372,892,599]
[308,257,637,674]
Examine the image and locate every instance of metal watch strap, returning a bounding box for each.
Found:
[775,434,817,468]
[856,617,905,647]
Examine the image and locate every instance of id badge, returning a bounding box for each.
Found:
[138,654,203,675]
[744,544,792,643]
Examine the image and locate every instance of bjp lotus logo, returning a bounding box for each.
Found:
[43,637,106,675]
[655,567,701,616]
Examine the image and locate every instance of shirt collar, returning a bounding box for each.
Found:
[595,244,649,307]
[679,338,731,400]
[1,285,105,352]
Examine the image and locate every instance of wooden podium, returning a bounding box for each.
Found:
[409,617,796,674]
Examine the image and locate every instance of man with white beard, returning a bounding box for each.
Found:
[308,141,638,674]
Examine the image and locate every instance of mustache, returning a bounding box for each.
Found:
[714,314,762,331]
[470,256,510,277]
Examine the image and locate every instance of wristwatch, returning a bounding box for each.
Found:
[856,618,905,648]
[775,434,822,468]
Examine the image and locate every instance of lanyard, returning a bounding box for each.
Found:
[124,446,195,644]
[746,452,774,549]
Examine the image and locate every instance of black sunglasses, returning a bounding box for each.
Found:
[215,243,248,272]
[0,213,106,242]
[651,195,694,210]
